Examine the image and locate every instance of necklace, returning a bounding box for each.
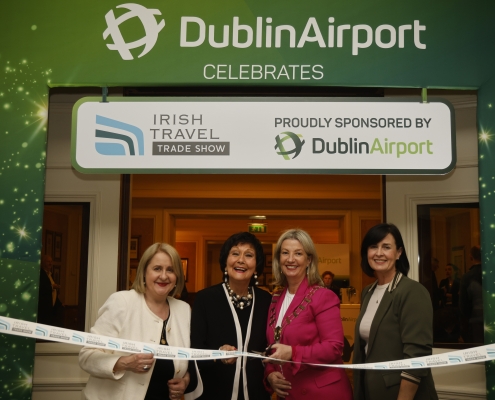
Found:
[160,315,170,345]
[269,286,322,342]
[225,281,252,310]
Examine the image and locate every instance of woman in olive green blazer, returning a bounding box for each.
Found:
[353,224,438,400]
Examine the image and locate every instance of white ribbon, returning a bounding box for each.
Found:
[1,316,492,369]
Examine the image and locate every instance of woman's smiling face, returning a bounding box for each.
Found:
[367,233,402,282]
[144,251,177,301]
[279,239,311,285]
[226,243,257,285]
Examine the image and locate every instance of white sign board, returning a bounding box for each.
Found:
[315,243,350,278]
[72,97,455,174]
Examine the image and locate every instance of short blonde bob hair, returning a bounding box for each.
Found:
[272,229,323,288]
[131,243,184,297]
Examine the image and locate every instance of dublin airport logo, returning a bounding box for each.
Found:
[103,3,165,60]
[95,115,144,156]
[274,132,305,160]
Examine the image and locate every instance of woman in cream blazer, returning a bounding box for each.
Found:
[79,243,201,400]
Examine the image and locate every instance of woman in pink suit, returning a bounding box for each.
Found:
[264,229,352,399]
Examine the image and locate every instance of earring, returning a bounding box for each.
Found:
[306,266,309,276]
[224,269,228,283]
[143,279,146,286]
[254,273,259,286]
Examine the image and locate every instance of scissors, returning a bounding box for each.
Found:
[250,343,274,357]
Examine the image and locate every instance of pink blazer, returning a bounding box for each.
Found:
[265,278,352,399]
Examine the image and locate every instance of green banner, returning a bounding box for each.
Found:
[0,1,493,87]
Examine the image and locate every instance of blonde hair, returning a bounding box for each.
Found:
[272,229,323,287]
[131,243,184,297]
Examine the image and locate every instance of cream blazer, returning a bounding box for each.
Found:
[79,290,199,400]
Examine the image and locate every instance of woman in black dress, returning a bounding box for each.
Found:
[191,232,272,400]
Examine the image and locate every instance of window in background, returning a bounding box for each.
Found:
[417,203,481,347]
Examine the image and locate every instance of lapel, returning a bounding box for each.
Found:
[268,278,311,341]
[285,277,310,317]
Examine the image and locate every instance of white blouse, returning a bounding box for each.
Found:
[276,290,295,329]
[359,283,389,354]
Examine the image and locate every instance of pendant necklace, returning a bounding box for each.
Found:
[161,314,170,345]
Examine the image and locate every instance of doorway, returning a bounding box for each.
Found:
[40,203,90,332]
[129,173,383,299]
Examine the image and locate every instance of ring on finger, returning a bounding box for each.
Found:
[143,365,149,370]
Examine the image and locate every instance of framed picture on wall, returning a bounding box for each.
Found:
[45,230,54,257]
[54,233,62,261]
[181,258,188,282]
[264,272,273,286]
[130,237,139,260]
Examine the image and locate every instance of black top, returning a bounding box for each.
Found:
[146,318,198,399]
[191,283,271,400]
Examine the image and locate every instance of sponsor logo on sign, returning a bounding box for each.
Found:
[103,3,165,60]
[95,115,145,156]
[101,5,427,81]
[274,132,305,160]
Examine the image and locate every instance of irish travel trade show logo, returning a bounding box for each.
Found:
[103,3,165,60]
[274,132,305,160]
[95,115,145,156]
